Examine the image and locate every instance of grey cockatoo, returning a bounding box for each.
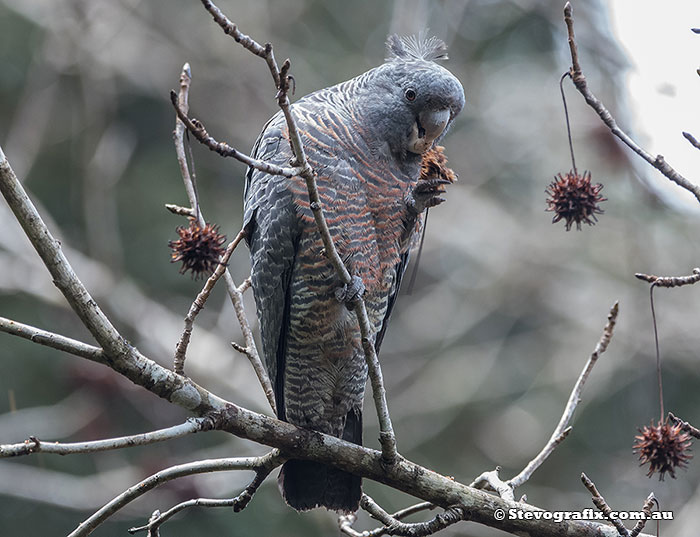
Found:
[244,34,465,512]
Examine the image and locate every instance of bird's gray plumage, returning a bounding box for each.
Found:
[244,34,464,512]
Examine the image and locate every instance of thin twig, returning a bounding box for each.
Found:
[196,0,397,461]
[225,271,277,414]
[390,503,436,524]
[164,203,195,217]
[173,63,202,224]
[0,418,210,458]
[237,276,252,294]
[129,499,237,535]
[173,229,247,374]
[67,451,282,537]
[668,412,700,439]
[339,503,437,537]
[0,316,104,364]
[360,494,463,537]
[339,513,364,537]
[145,511,160,537]
[358,299,398,461]
[128,451,284,534]
[563,2,700,204]
[629,493,656,537]
[231,458,281,512]
[634,267,700,287]
[580,473,629,537]
[170,91,300,178]
[682,131,700,151]
[508,302,619,489]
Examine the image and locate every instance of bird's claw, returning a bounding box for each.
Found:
[407,178,450,214]
[335,275,365,306]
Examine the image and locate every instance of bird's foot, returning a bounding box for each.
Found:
[334,275,365,306]
[406,178,450,215]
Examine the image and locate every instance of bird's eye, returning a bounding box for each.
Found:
[404,88,417,101]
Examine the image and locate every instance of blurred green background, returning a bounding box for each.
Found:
[1,0,699,535]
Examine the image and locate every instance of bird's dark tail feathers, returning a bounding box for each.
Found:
[279,408,362,513]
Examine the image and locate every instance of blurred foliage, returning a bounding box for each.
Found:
[1,0,699,536]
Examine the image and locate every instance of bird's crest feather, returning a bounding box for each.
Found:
[386,33,449,62]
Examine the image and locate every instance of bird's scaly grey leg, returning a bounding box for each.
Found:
[406,178,450,215]
[334,275,366,306]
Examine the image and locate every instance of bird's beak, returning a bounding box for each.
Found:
[408,108,451,154]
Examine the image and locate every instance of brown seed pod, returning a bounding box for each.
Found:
[420,145,457,184]
[545,170,606,231]
[634,419,693,480]
[169,220,227,279]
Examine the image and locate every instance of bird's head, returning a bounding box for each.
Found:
[360,34,465,158]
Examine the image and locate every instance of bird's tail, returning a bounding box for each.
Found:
[279,408,362,512]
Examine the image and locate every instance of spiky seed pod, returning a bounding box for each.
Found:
[420,145,457,184]
[545,170,606,231]
[633,419,693,480]
[169,220,226,279]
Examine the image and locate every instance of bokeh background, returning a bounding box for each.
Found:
[1,0,699,535]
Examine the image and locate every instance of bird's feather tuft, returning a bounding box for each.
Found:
[386,33,449,62]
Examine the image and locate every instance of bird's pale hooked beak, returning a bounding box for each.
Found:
[408,108,451,154]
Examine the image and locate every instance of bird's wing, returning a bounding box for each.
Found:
[244,116,299,419]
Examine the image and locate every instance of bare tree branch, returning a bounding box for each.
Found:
[0,316,104,363]
[630,493,657,537]
[634,267,700,288]
[224,269,277,413]
[580,473,629,537]
[360,494,464,537]
[0,418,210,458]
[682,131,700,151]
[668,412,700,440]
[128,499,237,535]
[68,451,282,537]
[230,455,283,512]
[173,63,202,223]
[59,387,651,537]
[339,503,437,537]
[507,302,619,489]
[164,203,196,217]
[169,91,300,178]
[128,450,285,534]
[563,2,700,204]
[339,513,366,537]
